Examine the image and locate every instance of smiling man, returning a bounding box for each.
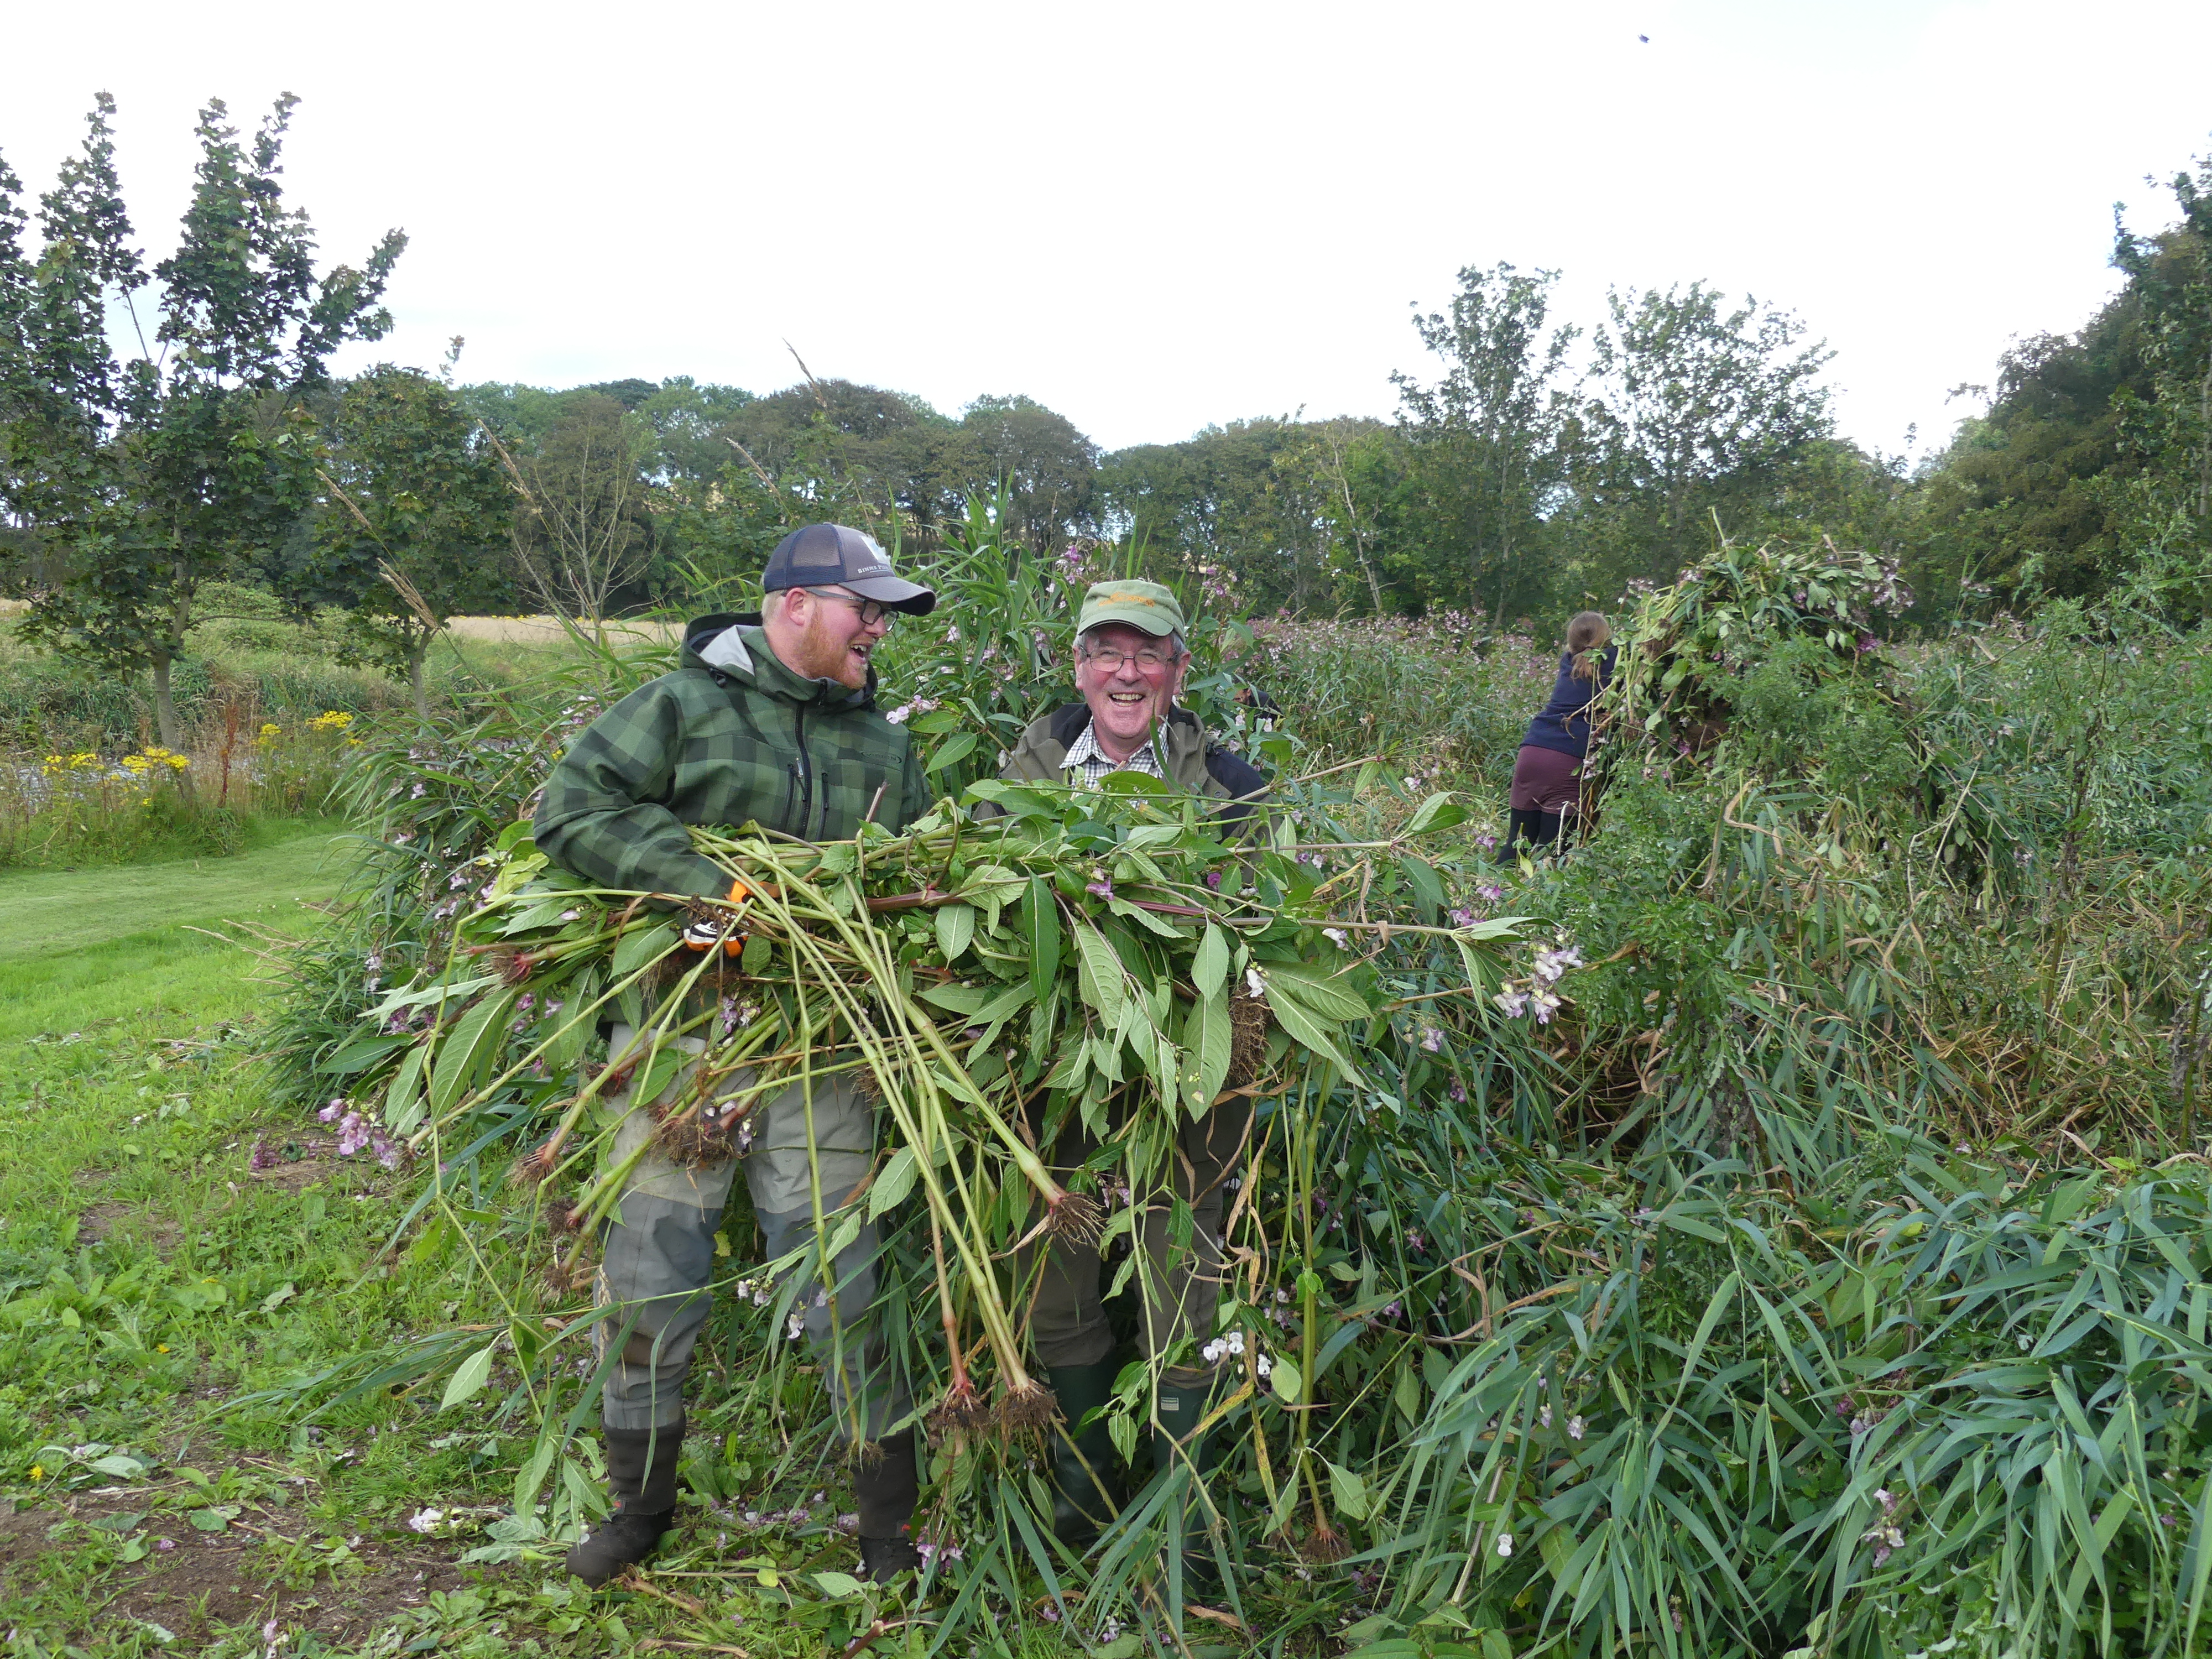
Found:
[996,580,1265,1584]
[1000,580,1264,806]
[531,523,935,1588]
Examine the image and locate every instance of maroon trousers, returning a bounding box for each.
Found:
[1509,744,1585,816]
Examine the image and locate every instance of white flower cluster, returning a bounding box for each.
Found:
[731,1277,775,1308]
[1200,1328,1274,1378]
[1492,931,1583,1025]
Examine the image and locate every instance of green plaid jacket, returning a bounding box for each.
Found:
[534,614,930,898]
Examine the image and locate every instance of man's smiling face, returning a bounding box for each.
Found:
[1073,622,1186,761]
[779,587,890,690]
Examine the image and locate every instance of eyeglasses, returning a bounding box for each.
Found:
[1081,646,1180,673]
[803,587,896,628]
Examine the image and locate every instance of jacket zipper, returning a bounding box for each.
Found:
[792,702,815,838]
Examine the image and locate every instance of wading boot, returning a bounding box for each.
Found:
[1047,1360,1127,1548]
[854,1428,923,1582]
[1497,808,1539,863]
[1152,1379,1223,1601]
[564,1416,684,1588]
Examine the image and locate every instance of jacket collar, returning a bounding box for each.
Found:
[681,612,879,710]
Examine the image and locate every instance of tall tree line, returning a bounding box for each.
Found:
[7,91,2206,729]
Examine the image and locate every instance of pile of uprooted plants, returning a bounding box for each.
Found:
[254,514,2212,1659]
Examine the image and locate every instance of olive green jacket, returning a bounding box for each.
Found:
[998,703,1267,821]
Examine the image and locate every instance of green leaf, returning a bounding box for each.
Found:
[1192,921,1229,999]
[1264,989,1359,1079]
[1271,1354,1304,1404]
[427,988,517,1120]
[1071,922,1128,1025]
[869,1147,921,1219]
[1395,854,1446,917]
[1261,961,1372,1023]
[1327,1459,1370,1520]
[188,1507,233,1532]
[812,1570,868,1599]
[383,1041,429,1135]
[440,1342,498,1410]
[1403,791,1467,835]
[318,1032,409,1076]
[1181,988,1233,1115]
[611,921,676,980]
[935,902,975,963]
[925,731,978,775]
[1021,878,1062,1015]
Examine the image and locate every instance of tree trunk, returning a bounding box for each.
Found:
[150,651,198,805]
[409,641,430,719]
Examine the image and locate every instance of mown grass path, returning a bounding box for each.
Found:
[0,827,351,1044]
[0,833,860,1657]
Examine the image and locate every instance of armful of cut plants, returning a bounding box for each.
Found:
[333,774,1526,1428]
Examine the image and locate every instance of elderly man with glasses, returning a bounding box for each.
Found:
[532,523,937,1588]
[997,580,1267,1574]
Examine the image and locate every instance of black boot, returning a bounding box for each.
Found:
[564,1417,684,1588]
[854,1428,922,1582]
[1529,810,1563,853]
[1497,808,1538,863]
[1152,1379,1222,1600]
[1047,1360,1126,1547]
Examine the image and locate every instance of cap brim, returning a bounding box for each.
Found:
[844,575,937,615]
[1079,609,1181,637]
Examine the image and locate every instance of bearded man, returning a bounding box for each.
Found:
[533,523,935,1585]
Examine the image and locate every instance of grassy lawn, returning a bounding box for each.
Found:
[0,837,662,1653]
[0,826,356,1044]
[0,832,970,1658]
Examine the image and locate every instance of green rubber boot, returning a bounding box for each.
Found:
[1152,1379,1222,1600]
[1047,1361,1126,1547]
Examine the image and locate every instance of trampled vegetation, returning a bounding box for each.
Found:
[0,88,2209,1659]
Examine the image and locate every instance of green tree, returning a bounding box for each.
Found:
[5,93,403,766]
[507,392,656,636]
[1393,262,1580,622]
[961,394,1099,551]
[310,361,515,713]
[1572,281,1833,588]
[0,101,142,593]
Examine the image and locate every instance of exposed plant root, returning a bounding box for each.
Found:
[548,1199,584,1234]
[1226,993,1270,1089]
[513,1139,562,1186]
[997,1379,1059,1434]
[927,1380,992,1441]
[1045,1190,1105,1244]
[1298,1520,1349,1562]
[650,1090,756,1166]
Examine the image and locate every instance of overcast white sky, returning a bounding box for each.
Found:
[6,1,2209,460]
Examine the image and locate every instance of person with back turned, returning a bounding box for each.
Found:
[1500,610,1615,860]
[531,523,937,1586]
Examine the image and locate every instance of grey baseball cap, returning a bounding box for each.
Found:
[763,524,936,615]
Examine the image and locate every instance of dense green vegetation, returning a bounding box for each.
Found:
[2,87,2210,1659]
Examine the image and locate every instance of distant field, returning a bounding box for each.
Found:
[442,614,681,645]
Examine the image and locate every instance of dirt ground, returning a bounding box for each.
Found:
[0,1474,474,1648]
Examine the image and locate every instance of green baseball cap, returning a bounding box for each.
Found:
[1076,580,1187,639]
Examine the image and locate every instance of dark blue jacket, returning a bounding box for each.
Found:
[1521,646,1616,759]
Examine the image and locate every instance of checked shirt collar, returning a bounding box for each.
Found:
[1062,716,1164,787]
